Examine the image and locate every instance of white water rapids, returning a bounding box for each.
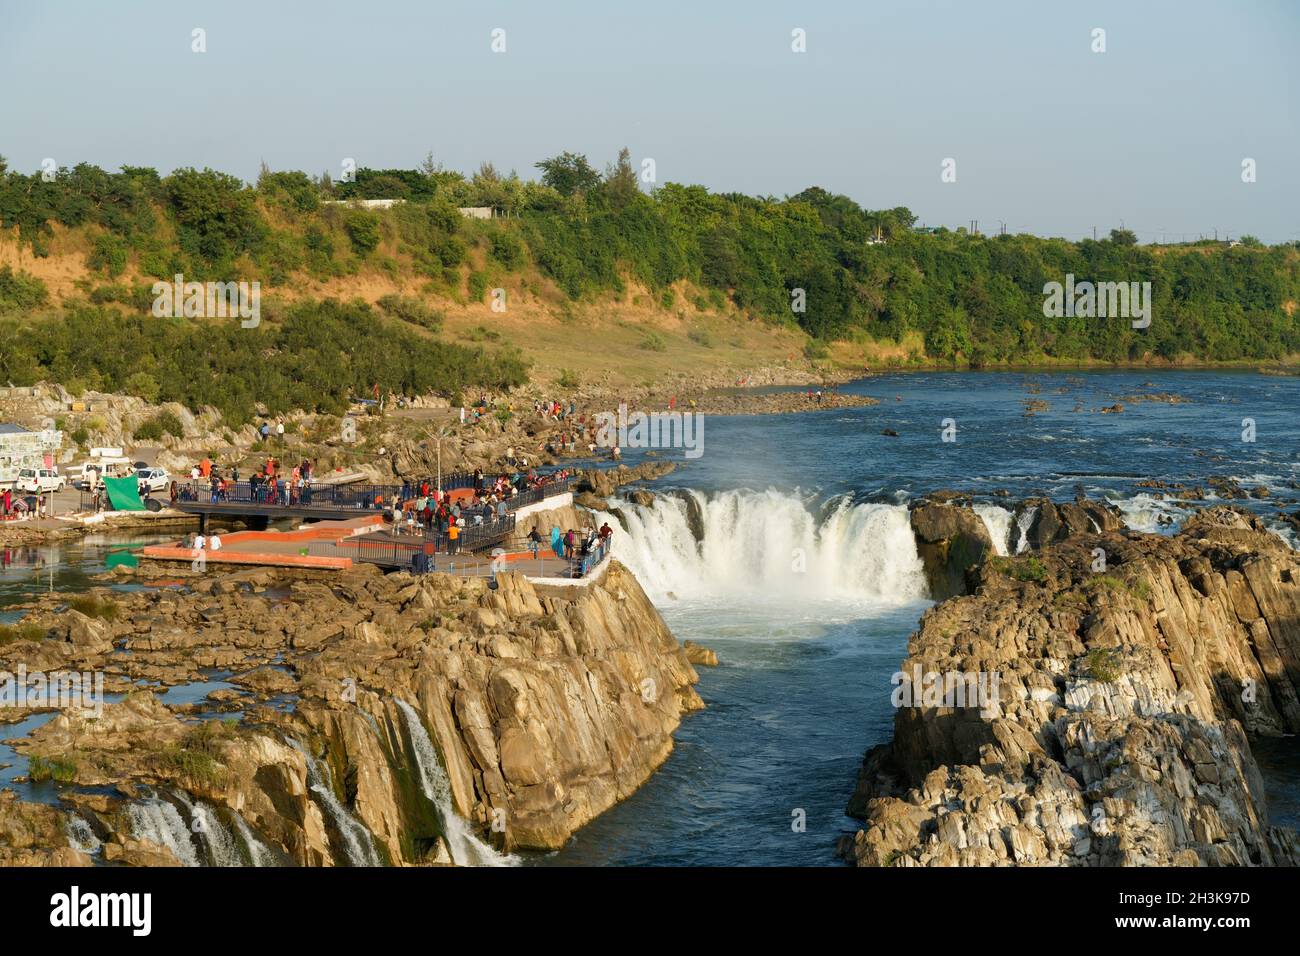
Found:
[598,490,928,604]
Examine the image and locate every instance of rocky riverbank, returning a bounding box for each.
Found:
[0,546,701,865]
[844,506,1300,866]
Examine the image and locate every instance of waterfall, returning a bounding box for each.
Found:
[128,797,202,867]
[396,699,517,867]
[173,792,244,867]
[1013,505,1038,554]
[973,504,1013,556]
[230,812,278,866]
[597,490,927,604]
[285,738,382,867]
[65,813,101,855]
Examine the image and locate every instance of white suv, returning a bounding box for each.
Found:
[15,468,65,493]
[135,467,170,493]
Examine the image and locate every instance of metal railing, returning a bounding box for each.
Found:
[419,514,516,553]
[322,514,517,566]
[573,535,613,578]
[173,471,569,513]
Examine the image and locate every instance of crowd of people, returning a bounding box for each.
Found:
[0,487,48,519]
[532,521,615,563]
[173,457,316,506]
[388,468,573,549]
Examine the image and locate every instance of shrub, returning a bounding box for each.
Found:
[988,555,1048,582]
[344,210,382,255]
[0,266,49,311]
[467,271,490,302]
[803,339,830,360]
[1085,647,1121,683]
[28,755,78,784]
[0,621,48,644]
[67,595,119,620]
[638,330,667,352]
[132,410,185,442]
[125,371,162,403]
[489,230,525,270]
[88,233,129,277]
[161,720,234,786]
[377,294,443,332]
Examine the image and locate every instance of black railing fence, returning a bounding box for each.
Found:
[174,470,570,513]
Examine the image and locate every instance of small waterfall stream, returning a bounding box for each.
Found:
[396,699,517,867]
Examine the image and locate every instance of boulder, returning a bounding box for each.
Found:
[908,498,994,600]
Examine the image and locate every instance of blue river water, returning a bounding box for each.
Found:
[1,372,1296,866]
[540,370,1299,866]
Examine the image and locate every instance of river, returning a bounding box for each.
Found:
[3,370,1297,865]
[541,369,1300,865]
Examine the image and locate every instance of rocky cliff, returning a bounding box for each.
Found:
[1,558,700,865]
[846,507,1300,867]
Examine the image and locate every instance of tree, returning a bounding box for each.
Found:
[1109,228,1138,246]
[602,147,640,209]
[535,152,601,197]
[925,308,973,362]
[163,167,266,267]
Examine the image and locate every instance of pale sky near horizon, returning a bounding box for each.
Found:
[1,0,1296,243]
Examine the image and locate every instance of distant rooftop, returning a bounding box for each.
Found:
[0,423,31,435]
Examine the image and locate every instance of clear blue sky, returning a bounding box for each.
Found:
[2,0,1296,242]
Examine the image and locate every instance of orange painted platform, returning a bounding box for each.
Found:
[140,546,353,570]
[141,515,384,570]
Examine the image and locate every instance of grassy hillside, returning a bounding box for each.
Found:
[1,152,1298,420]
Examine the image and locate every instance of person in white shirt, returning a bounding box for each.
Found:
[208,534,222,551]
[193,534,206,551]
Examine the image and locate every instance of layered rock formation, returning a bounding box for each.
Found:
[846,507,1300,866]
[0,558,701,865]
[908,498,994,601]
[1013,496,1127,550]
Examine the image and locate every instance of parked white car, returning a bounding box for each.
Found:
[15,468,65,493]
[135,467,170,493]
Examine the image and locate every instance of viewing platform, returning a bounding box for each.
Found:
[141,470,612,581]
[168,470,572,532]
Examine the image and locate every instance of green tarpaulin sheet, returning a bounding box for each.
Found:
[103,475,146,511]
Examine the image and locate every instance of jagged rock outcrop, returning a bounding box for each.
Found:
[574,461,677,497]
[684,641,720,667]
[1014,496,1126,550]
[908,497,994,600]
[846,507,1300,867]
[2,558,701,864]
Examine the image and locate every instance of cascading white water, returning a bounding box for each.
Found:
[65,813,101,855]
[599,490,927,604]
[973,504,1013,556]
[396,699,516,867]
[1012,505,1037,554]
[173,792,244,867]
[285,738,381,867]
[128,797,201,867]
[229,811,278,866]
